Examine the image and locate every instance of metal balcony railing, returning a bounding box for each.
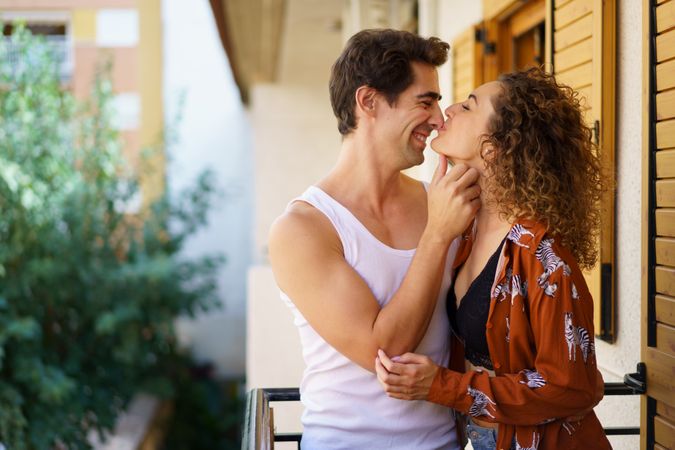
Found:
[242,364,646,449]
[1,35,73,82]
[242,387,302,450]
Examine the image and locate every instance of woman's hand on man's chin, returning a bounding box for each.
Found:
[375,349,439,401]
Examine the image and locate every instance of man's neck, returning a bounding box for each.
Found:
[320,133,413,213]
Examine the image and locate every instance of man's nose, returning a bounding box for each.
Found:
[428,102,444,129]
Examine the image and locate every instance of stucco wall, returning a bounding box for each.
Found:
[590,0,642,448]
[163,0,253,377]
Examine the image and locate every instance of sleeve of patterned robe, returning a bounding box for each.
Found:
[427,242,603,426]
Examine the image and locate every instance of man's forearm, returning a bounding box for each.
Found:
[372,229,455,356]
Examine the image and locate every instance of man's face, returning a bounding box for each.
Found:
[375,62,444,168]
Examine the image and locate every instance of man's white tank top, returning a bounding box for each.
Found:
[280,185,460,450]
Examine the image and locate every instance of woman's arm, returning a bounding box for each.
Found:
[377,252,603,426]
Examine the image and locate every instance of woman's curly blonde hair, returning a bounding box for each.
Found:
[483,67,606,270]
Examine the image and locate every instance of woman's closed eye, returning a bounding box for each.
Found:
[461,103,470,111]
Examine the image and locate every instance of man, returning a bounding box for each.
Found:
[269,29,480,449]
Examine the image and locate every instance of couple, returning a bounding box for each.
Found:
[269,29,610,450]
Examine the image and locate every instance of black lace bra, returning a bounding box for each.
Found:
[447,239,505,370]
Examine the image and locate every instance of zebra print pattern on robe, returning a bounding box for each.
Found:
[493,268,512,302]
[467,386,497,418]
[519,369,546,388]
[535,238,564,287]
[507,224,536,248]
[516,432,541,450]
[564,312,594,362]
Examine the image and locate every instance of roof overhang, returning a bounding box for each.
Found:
[209,0,286,104]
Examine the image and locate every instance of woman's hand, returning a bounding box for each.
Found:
[375,349,440,401]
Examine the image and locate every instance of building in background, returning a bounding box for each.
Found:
[0,0,253,380]
[1,0,165,204]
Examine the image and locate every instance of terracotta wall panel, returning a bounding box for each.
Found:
[119,129,141,169]
[0,1,135,9]
[73,46,138,98]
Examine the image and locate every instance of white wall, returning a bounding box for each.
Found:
[245,0,344,439]
[162,0,252,378]
[590,0,643,448]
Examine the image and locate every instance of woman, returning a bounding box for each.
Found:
[375,68,611,450]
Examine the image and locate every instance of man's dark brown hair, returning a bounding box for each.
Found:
[329,29,449,135]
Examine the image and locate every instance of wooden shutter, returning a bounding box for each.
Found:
[642,0,675,448]
[451,25,483,103]
[549,0,616,340]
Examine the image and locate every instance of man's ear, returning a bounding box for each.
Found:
[355,86,378,118]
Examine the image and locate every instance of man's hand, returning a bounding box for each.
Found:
[375,349,440,401]
[425,156,481,243]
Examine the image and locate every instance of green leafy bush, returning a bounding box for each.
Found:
[0,25,223,449]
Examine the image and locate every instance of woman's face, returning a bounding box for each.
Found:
[431,81,502,171]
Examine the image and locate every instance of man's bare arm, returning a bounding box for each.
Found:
[269,161,480,372]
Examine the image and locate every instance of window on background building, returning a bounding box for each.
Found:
[2,19,73,83]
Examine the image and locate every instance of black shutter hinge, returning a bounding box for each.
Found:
[474,28,497,55]
[593,120,600,145]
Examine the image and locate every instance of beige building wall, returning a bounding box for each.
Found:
[245,0,344,438]
[0,0,164,204]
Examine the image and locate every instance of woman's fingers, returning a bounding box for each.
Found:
[377,349,407,374]
[395,352,429,365]
[376,351,436,401]
[431,154,448,185]
[375,357,407,386]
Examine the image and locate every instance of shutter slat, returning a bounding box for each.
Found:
[657,59,675,91]
[555,13,593,51]
[657,28,675,62]
[555,37,593,73]
[656,266,675,296]
[454,43,474,66]
[556,60,592,90]
[657,323,675,355]
[656,294,675,327]
[657,149,675,178]
[655,416,675,450]
[657,209,675,236]
[657,1,675,34]
[654,266,675,296]
[555,0,592,31]
[657,119,675,149]
[657,179,675,207]
[452,25,478,104]
[576,85,592,110]
[658,401,675,424]
[657,89,675,120]
[645,347,675,405]
[656,237,675,266]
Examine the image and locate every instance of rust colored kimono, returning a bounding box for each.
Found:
[428,219,612,450]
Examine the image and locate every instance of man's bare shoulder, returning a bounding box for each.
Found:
[269,200,341,257]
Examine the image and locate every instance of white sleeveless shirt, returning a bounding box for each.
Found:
[280,185,460,450]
